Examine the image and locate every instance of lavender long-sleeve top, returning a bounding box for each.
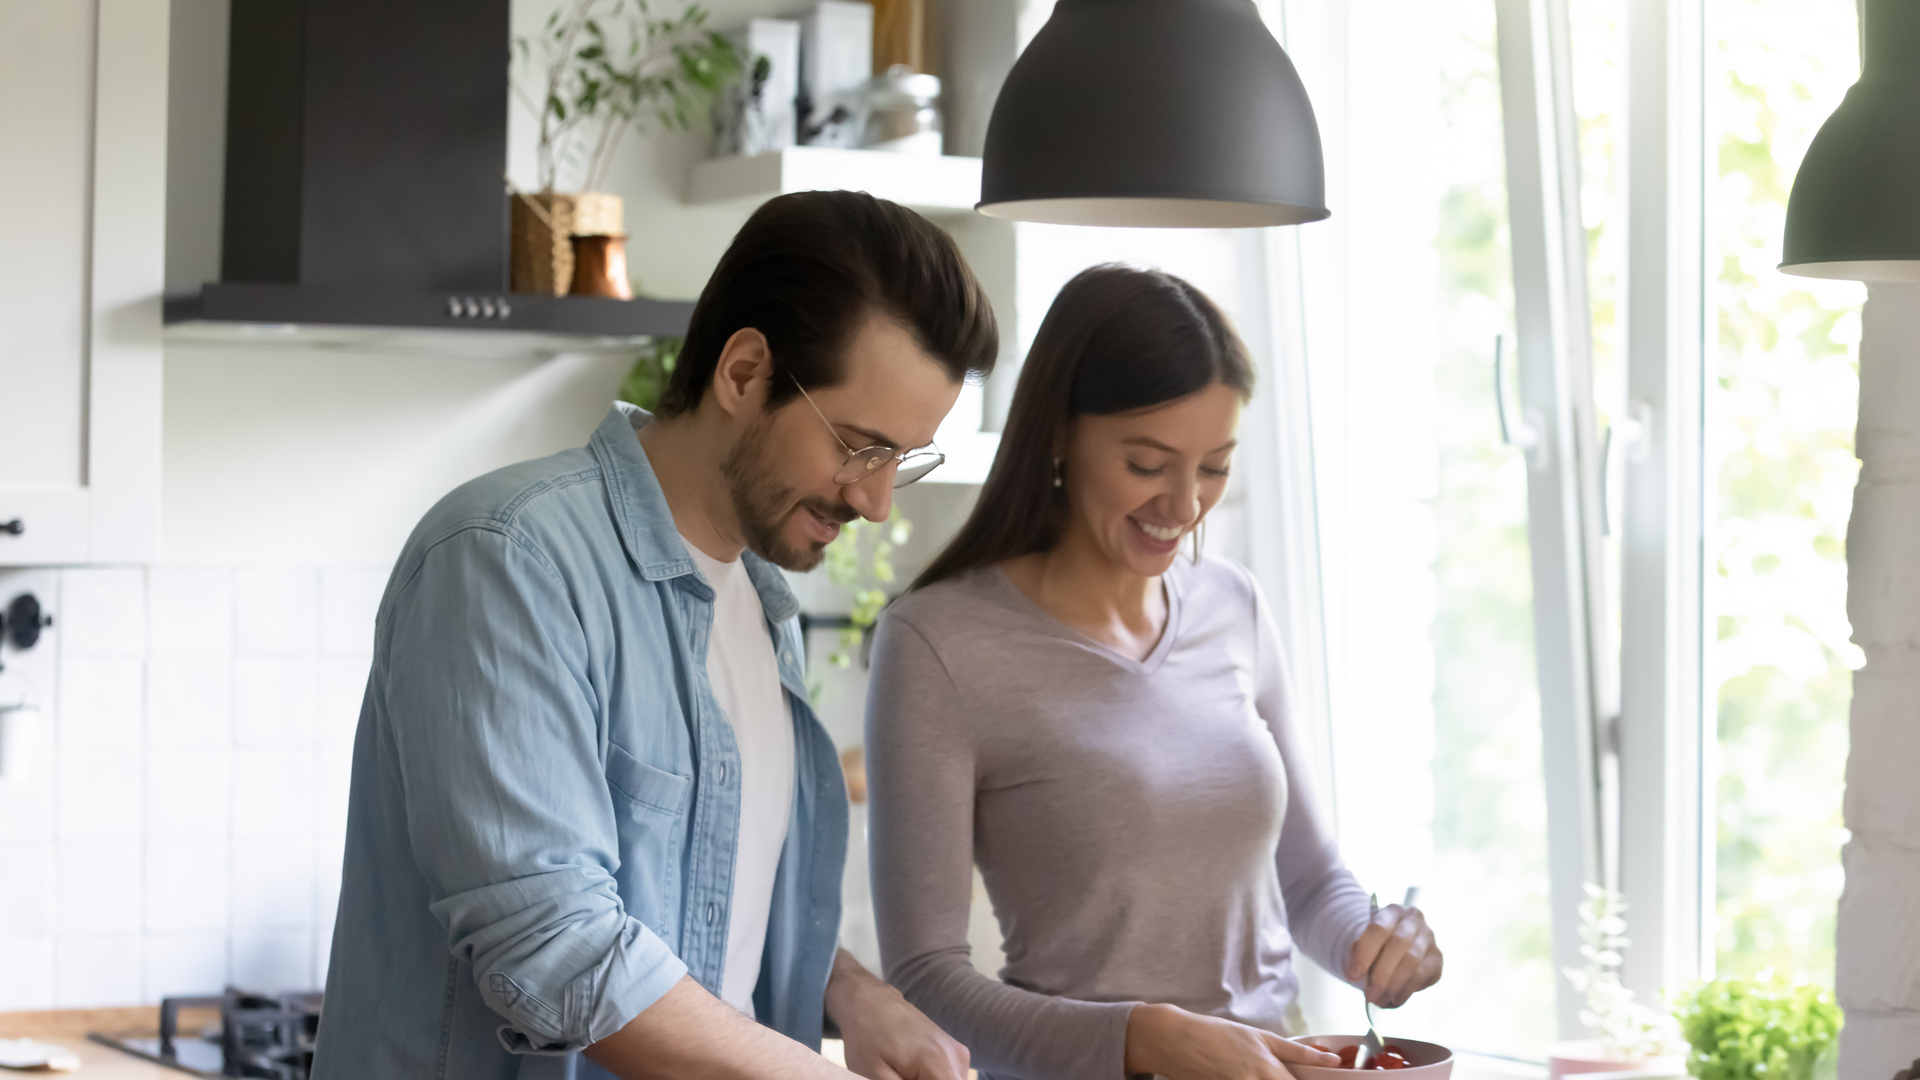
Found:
[864,557,1373,1080]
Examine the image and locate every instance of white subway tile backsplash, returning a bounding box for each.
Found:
[0,749,56,843]
[56,748,143,841]
[231,838,315,932]
[56,657,144,749]
[314,830,345,923]
[148,568,234,657]
[55,840,144,934]
[230,749,316,837]
[147,750,231,838]
[147,657,232,747]
[313,909,336,987]
[146,840,229,933]
[319,568,385,656]
[316,656,370,746]
[57,568,147,657]
[316,744,352,838]
[0,843,55,936]
[145,932,228,1000]
[232,658,317,746]
[55,933,144,1006]
[231,930,312,992]
[233,569,318,656]
[0,562,403,1013]
[312,832,343,987]
[0,936,55,1010]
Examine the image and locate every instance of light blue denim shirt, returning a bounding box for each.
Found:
[314,404,848,1080]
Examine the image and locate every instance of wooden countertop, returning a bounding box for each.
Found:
[0,1008,197,1078]
[0,1011,949,1077]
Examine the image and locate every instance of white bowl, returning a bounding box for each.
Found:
[1292,1035,1455,1080]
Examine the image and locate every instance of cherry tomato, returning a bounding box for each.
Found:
[1376,1051,1410,1070]
[1338,1045,1361,1069]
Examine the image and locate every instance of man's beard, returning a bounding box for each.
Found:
[720,416,857,572]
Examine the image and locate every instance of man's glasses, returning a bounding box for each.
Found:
[789,377,945,487]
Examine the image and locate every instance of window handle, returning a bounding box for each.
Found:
[1494,335,1544,467]
[1599,401,1652,537]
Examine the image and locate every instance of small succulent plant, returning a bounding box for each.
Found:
[1563,882,1686,1061]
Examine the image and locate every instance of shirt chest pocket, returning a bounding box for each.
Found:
[605,741,693,940]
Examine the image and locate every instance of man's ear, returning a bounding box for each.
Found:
[711,328,772,421]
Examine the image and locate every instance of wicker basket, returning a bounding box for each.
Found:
[510,191,625,296]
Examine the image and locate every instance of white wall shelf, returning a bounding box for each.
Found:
[685,147,983,217]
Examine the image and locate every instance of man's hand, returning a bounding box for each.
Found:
[1344,903,1443,1008]
[824,949,970,1080]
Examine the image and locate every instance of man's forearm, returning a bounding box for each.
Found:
[585,974,851,1080]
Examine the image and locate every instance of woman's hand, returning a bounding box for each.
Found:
[1125,1003,1341,1080]
[1345,904,1443,1008]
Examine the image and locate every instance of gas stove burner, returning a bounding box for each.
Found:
[89,987,322,1079]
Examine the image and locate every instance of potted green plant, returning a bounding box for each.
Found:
[1551,884,1688,1080]
[616,336,682,412]
[1672,976,1841,1080]
[509,0,743,295]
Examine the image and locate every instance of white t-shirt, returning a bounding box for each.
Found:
[679,538,796,1013]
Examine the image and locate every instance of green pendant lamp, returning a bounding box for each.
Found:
[1780,0,1920,281]
[977,0,1328,228]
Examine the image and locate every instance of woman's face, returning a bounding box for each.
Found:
[1061,381,1243,578]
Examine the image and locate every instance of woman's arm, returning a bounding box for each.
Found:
[865,614,1138,1080]
[1248,574,1377,981]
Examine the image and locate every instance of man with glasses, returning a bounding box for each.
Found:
[315,190,997,1080]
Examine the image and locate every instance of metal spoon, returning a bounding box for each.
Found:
[1361,894,1383,1068]
[1361,887,1421,1068]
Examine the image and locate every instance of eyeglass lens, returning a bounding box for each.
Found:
[831,447,945,488]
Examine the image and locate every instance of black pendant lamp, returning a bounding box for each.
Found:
[1780,0,1920,281]
[977,0,1328,228]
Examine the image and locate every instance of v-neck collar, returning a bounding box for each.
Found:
[990,563,1182,676]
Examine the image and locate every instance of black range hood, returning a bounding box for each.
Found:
[164,0,691,340]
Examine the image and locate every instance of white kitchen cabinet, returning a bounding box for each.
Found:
[0,0,167,565]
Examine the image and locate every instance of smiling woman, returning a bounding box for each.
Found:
[865,266,1439,1080]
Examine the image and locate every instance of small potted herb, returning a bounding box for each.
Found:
[509,0,743,295]
[1551,884,1687,1079]
[1672,976,1841,1080]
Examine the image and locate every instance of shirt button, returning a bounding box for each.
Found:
[706,903,717,925]
[781,651,795,665]
[717,763,727,783]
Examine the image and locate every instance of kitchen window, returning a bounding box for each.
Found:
[1235,0,1863,1058]
[1251,0,1558,1058]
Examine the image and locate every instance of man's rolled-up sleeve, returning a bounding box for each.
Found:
[383,525,686,1053]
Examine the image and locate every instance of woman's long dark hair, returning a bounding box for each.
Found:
[910,264,1255,591]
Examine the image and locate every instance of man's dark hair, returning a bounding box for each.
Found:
[657,190,999,417]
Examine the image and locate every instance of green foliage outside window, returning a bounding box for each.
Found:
[1707,0,1862,987]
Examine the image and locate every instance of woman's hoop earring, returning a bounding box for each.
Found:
[1052,457,1064,489]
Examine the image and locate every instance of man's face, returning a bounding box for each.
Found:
[723,315,962,571]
